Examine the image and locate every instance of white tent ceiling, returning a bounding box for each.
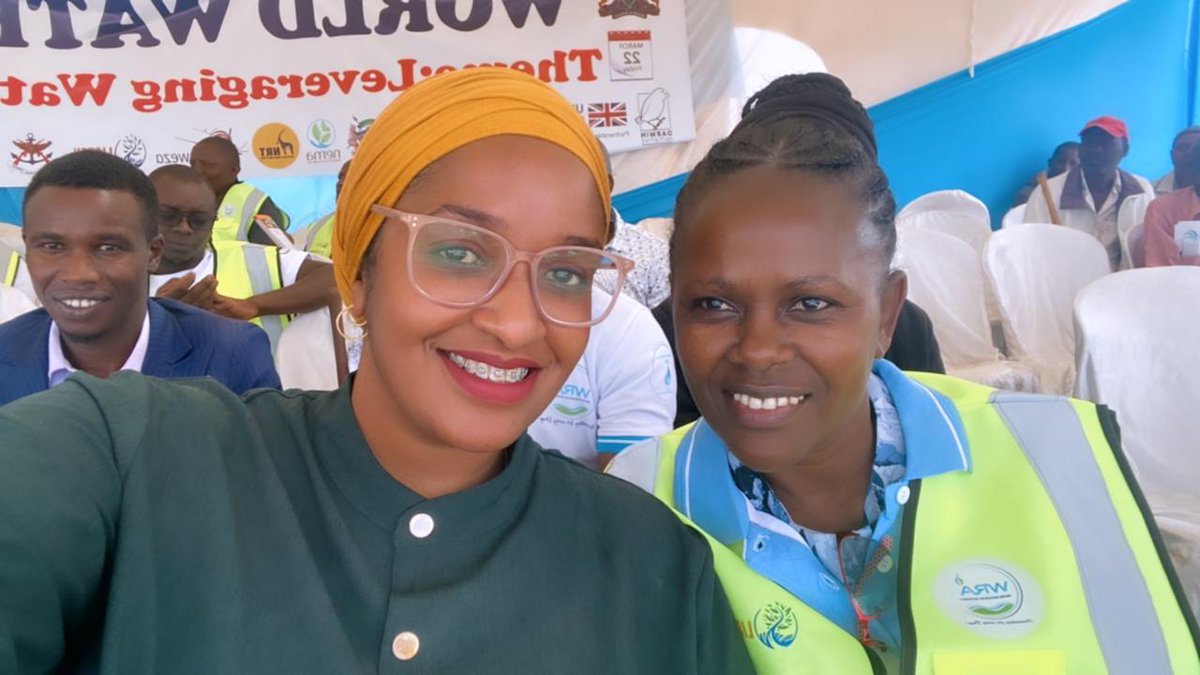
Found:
[612,0,1126,193]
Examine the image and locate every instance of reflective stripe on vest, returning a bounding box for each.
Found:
[212,184,268,243]
[991,393,1190,674]
[1,245,19,287]
[611,375,1200,674]
[305,213,335,259]
[210,240,288,351]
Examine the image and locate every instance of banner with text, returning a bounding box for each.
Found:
[0,0,694,186]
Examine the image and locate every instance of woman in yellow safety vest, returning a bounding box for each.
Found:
[609,73,1200,674]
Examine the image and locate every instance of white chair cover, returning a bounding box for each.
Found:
[1118,193,1153,270]
[1073,267,1200,612]
[1001,204,1026,229]
[897,189,991,227]
[0,282,35,323]
[896,228,1037,391]
[897,209,1000,326]
[896,210,992,258]
[0,223,24,255]
[983,223,1110,394]
[274,307,339,390]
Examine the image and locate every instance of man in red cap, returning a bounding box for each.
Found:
[1025,115,1154,269]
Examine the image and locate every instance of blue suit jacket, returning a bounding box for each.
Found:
[0,298,281,407]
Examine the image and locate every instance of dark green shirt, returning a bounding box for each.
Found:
[0,374,752,674]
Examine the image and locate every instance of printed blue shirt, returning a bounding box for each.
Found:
[727,373,907,587]
[672,360,972,652]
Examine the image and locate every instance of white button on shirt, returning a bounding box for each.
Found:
[391,632,420,661]
[47,312,151,387]
[408,513,435,539]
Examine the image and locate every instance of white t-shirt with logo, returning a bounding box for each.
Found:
[529,287,676,470]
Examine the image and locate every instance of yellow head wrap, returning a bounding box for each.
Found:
[333,67,612,306]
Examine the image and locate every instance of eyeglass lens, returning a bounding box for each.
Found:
[410,219,621,325]
[158,208,215,229]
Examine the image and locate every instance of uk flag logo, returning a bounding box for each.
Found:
[587,102,628,128]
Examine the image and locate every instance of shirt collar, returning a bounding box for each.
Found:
[1080,170,1122,213]
[673,360,972,545]
[48,309,151,388]
[872,359,971,477]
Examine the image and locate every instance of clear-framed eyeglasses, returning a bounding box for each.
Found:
[370,205,634,327]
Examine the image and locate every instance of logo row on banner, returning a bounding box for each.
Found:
[2,0,695,186]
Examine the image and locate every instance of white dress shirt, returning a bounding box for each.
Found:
[47,311,151,387]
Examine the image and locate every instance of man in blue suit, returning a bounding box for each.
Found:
[0,150,279,407]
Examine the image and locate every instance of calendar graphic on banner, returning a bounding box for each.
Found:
[609,31,654,81]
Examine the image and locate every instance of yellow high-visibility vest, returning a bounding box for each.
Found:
[609,372,1200,674]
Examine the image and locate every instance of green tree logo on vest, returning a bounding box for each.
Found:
[752,602,798,649]
[934,560,1044,639]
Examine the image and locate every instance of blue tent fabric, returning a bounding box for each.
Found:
[612,173,689,223]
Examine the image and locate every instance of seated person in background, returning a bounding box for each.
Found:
[530,287,675,470]
[303,159,352,259]
[190,135,291,246]
[1145,142,1200,266]
[1025,116,1154,269]
[0,150,279,406]
[1012,141,1079,206]
[611,73,1199,673]
[149,165,338,351]
[594,144,671,308]
[1155,125,1200,195]
[654,299,944,429]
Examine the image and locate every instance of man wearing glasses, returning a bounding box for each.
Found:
[0,150,280,406]
[149,165,337,352]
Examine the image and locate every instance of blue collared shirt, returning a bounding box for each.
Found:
[672,360,972,650]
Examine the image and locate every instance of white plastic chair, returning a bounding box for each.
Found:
[1001,204,1026,229]
[897,209,1000,326]
[983,223,1111,394]
[0,223,23,255]
[896,228,1037,391]
[0,282,35,322]
[896,210,992,259]
[274,307,339,390]
[897,189,990,227]
[1074,267,1200,612]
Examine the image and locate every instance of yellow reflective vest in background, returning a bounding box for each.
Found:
[212,183,269,243]
[210,240,288,350]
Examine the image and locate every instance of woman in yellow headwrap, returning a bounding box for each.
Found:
[0,69,753,674]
